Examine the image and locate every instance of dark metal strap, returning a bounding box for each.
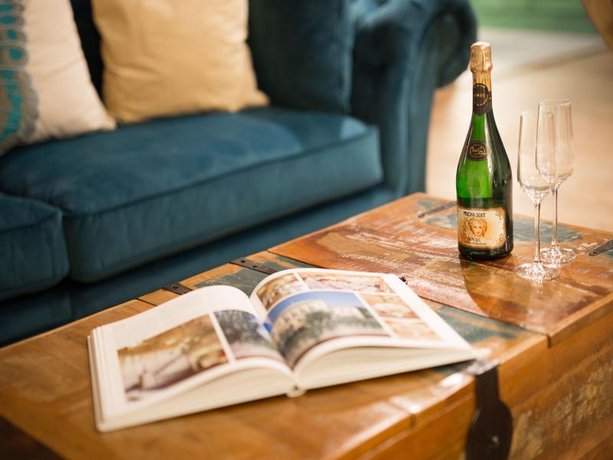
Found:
[588,239,613,256]
[466,360,513,460]
[161,282,193,295]
[161,258,282,295]
[230,257,280,275]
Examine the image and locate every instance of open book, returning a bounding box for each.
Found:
[88,268,476,431]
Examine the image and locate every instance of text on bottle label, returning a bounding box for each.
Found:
[457,206,506,250]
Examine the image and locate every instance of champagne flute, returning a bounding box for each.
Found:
[515,111,559,282]
[536,99,576,265]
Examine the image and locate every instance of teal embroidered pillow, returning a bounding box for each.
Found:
[0,0,115,157]
[0,1,37,154]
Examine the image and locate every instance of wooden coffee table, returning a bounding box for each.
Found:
[1,193,611,458]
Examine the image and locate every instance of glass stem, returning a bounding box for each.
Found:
[534,202,542,264]
[551,185,559,249]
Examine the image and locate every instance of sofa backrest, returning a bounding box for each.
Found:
[248,0,352,113]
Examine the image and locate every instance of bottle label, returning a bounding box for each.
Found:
[473,83,491,115]
[468,141,487,160]
[457,206,506,249]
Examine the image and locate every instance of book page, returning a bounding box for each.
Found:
[90,286,291,418]
[250,269,473,369]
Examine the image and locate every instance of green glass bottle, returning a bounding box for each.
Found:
[456,42,513,260]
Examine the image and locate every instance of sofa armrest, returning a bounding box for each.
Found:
[350,0,477,195]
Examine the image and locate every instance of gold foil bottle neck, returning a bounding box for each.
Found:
[470,42,493,74]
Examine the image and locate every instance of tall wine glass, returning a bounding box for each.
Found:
[536,99,576,265]
[515,111,559,282]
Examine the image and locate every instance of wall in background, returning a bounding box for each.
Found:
[471,0,597,33]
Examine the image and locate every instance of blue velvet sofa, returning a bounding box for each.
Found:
[0,0,476,345]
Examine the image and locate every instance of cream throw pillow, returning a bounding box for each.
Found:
[26,0,116,142]
[0,0,115,155]
[92,0,268,123]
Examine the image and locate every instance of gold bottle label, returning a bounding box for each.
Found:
[468,141,487,160]
[470,42,493,115]
[470,42,493,74]
[457,206,506,249]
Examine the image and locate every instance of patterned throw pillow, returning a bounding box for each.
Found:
[0,0,115,157]
[0,1,37,154]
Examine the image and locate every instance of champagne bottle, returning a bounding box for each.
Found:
[456,42,513,260]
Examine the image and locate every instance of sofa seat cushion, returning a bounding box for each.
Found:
[0,193,69,301]
[0,107,382,282]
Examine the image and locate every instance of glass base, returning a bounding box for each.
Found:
[515,262,560,283]
[540,246,576,266]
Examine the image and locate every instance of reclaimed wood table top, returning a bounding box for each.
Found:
[0,193,611,459]
[272,193,612,345]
